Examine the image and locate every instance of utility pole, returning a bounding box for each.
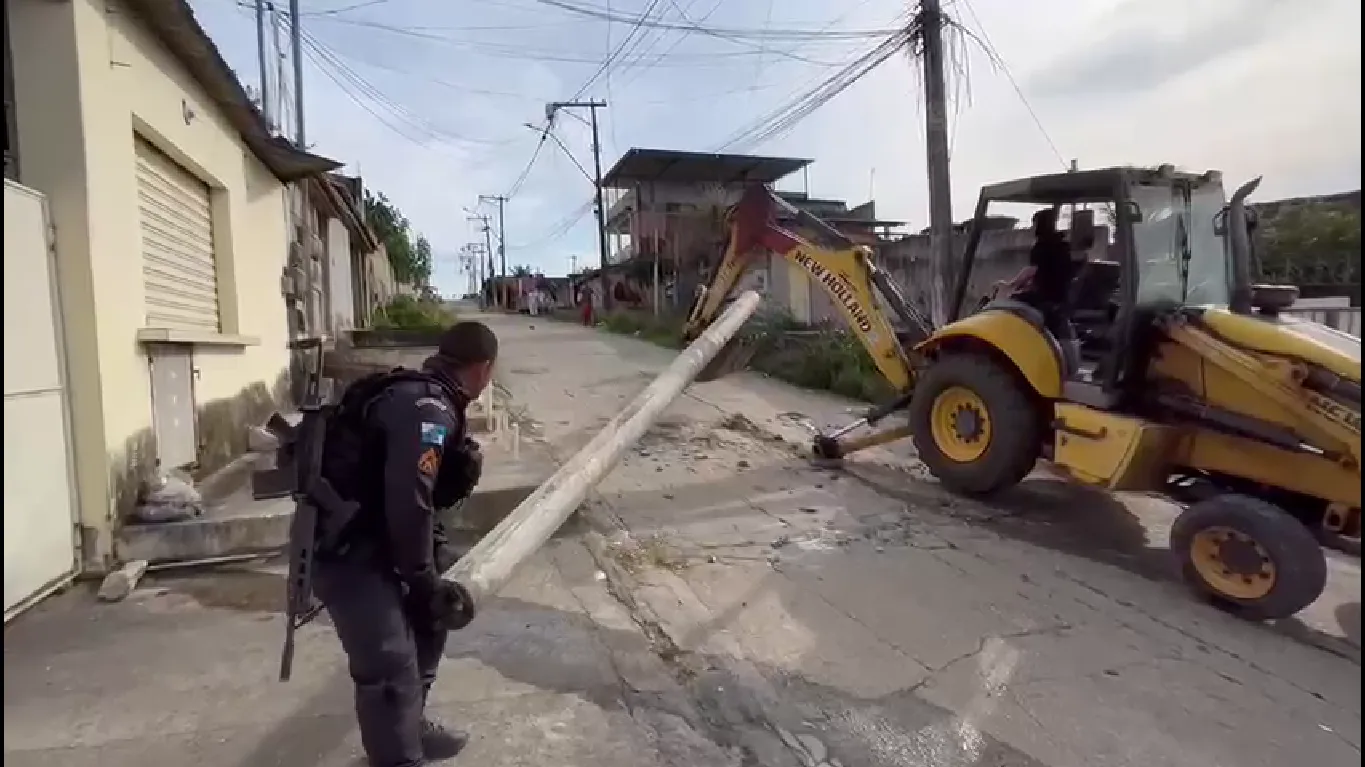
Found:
[468,213,497,307]
[919,0,955,327]
[466,243,488,307]
[478,194,509,283]
[288,0,305,146]
[255,0,270,127]
[546,100,610,309]
[569,255,578,275]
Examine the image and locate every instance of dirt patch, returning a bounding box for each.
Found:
[605,533,687,574]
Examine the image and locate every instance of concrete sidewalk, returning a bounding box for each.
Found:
[485,311,1361,767]
[3,540,734,766]
[3,334,735,766]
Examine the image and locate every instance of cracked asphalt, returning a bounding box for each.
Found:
[491,311,1361,767]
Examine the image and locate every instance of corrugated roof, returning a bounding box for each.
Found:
[121,0,340,182]
[602,148,811,188]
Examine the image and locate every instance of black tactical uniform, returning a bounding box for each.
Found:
[313,364,483,767]
[1026,209,1080,346]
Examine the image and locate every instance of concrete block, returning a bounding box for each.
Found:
[115,499,295,565]
[114,447,558,565]
[97,559,149,602]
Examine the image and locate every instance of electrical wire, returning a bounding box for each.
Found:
[304,36,546,103]
[715,31,910,153]
[504,125,551,199]
[536,125,595,183]
[297,25,509,147]
[509,199,595,250]
[304,15,833,67]
[530,0,903,41]
[569,0,666,100]
[957,0,1066,167]
[307,0,388,17]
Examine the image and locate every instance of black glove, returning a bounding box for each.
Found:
[403,576,476,632]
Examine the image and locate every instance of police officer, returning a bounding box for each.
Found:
[313,321,497,766]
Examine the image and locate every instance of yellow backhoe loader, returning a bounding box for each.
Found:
[683,166,1361,620]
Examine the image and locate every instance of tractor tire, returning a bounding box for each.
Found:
[909,352,1041,497]
[1170,494,1328,621]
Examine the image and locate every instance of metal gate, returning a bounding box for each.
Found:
[136,137,220,331]
[4,180,79,621]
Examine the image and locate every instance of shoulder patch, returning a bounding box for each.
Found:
[420,421,449,446]
[417,447,442,478]
[415,396,451,414]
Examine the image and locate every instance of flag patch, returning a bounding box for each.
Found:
[420,422,449,446]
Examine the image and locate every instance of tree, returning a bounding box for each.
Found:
[364,190,432,287]
[1254,194,1361,288]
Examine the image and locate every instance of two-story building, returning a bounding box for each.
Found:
[595,147,904,323]
[4,0,340,615]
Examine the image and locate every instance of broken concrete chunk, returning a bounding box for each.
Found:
[246,424,281,453]
[97,560,149,602]
[131,470,204,523]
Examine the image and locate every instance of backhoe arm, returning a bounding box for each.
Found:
[682,184,929,393]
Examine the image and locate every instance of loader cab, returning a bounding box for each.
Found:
[951,166,1252,403]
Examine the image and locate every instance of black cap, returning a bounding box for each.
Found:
[436,321,499,367]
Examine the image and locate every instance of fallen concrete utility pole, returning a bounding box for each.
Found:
[444,290,763,604]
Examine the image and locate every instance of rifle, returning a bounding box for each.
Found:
[278,338,360,682]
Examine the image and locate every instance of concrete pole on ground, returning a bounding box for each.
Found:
[444,290,764,604]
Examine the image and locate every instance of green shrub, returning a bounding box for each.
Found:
[600,311,685,349]
[596,305,891,402]
[371,295,455,330]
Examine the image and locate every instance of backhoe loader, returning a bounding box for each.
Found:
[682,166,1361,620]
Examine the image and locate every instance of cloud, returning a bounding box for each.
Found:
[1024,0,1309,100]
[188,0,1360,295]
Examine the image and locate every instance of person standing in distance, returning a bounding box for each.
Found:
[313,321,498,766]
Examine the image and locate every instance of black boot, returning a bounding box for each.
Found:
[420,718,468,760]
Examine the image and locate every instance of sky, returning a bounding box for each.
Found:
[187,0,1363,296]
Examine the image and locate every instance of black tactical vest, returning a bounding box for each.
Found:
[319,368,467,516]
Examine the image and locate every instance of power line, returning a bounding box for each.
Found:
[497,0,656,203]
[533,124,595,183]
[504,124,551,199]
[509,199,595,250]
[957,0,1066,167]
[715,31,910,153]
[302,14,842,67]
[569,0,666,100]
[298,27,509,147]
[530,0,902,41]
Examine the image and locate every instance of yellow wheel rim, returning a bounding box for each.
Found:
[1190,526,1277,601]
[929,386,992,463]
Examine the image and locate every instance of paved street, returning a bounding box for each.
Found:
[4,309,1360,767]
[488,311,1361,767]
[3,541,735,766]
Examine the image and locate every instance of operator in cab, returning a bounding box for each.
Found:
[1027,209,1076,333]
[1005,207,1081,351]
[312,321,498,767]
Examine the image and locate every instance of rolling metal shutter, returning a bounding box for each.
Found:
[136,138,220,331]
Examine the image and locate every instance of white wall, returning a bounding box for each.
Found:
[9,0,292,565]
[326,217,354,334]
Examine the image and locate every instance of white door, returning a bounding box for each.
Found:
[136,137,220,332]
[147,344,198,470]
[4,180,79,621]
